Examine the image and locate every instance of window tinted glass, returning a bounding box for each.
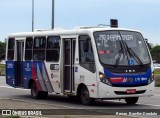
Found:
[26,37,33,49]
[7,38,15,60]
[46,36,60,62]
[33,37,46,61]
[47,36,60,48]
[79,35,95,72]
[34,37,46,48]
[25,37,33,60]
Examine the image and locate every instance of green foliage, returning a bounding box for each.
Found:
[154,69,160,74]
[156,84,160,87]
[64,116,70,118]
[151,45,160,53]
[151,45,160,63]
[0,41,6,60]
[0,64,5,68]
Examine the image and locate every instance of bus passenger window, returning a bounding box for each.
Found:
[46,36,60,62]
[7,38,15,60]
[79,35,95,73]
[25,37,33,60]
[33,37,46,61]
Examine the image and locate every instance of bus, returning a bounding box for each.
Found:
[5,24,154,105]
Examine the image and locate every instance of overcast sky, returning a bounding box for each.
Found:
[0,0,160,44]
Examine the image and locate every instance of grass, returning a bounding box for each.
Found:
[154,69,160,74]
[156,84,160,87]
[0,64,5,68]
[0,64,5,76]
[65,116,70,118]
[4,116,19,118]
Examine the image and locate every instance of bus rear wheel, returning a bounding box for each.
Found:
[31,82,48,99]
[125,97,139,105]
[40,91,48,99]
[31,82,40,99]
[80,86,94,105]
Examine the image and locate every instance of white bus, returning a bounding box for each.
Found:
[6,26,154,105]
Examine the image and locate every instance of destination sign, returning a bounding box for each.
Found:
[97,34,134,42]
[96,34,135,48]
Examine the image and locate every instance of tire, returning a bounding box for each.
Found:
[40,91,48,99]
[31,82,48,99]
[31,82,41,99]
[80,86,94,105]
[68,95,77,99]
[125,97,139,105]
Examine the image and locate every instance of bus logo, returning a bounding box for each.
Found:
[129,58,134,65]
[125,70,135,73]
[123,78,128,82]
[7,63,13,68]
[128,78,134,82]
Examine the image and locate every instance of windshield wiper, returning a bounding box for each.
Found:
[115,31,144,67]
[114,41,124,67]
[114,31,130,67]
[123,40,144,66]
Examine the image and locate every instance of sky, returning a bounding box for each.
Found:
[0,0,160,45]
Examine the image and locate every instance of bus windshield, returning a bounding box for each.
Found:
[94,30,150,66]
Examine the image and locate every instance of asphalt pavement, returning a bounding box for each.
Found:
[0,76,160,118]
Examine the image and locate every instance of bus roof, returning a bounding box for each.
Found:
[8,27,141,38]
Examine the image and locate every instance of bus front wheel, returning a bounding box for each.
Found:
[80,86,94,105]
[125,97,139,104]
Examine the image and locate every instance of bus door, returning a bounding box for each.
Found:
[15,40,24,87]
[64,39,76,93]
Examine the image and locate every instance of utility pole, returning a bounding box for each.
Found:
[52,0,54,29]
[32,0,34,32]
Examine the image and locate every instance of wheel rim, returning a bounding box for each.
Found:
[81,88,90,104]
[31,84,37,97]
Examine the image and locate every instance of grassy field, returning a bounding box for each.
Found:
[154,69,160,74]
[154,69,160,87]
[0,64,5,76]
[0,64,5,68]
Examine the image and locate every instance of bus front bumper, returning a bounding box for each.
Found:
[98,81,154,99]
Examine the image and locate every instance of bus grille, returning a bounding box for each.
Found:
[112,83,148,87]
[114,90,146,95]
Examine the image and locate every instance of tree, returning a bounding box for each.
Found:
[0,41,6,60]
[151,45,160,63]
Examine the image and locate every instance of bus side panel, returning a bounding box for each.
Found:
[34,61,47,92]
[6,61,16,87]
[75,65,98,98]
[32,61,53,92]
[23,61,54,92]
[23,61,32,89]
[45,62,60,93]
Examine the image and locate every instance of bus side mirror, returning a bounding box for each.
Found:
[83,40,89,52]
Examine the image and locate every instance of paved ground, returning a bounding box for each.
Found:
[0,99,135,118]
[1,76,160,118]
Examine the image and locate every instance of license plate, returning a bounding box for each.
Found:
[126,89,136,94]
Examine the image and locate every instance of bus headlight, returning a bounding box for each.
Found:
[148,72,154,84]
[99,72,112,86]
